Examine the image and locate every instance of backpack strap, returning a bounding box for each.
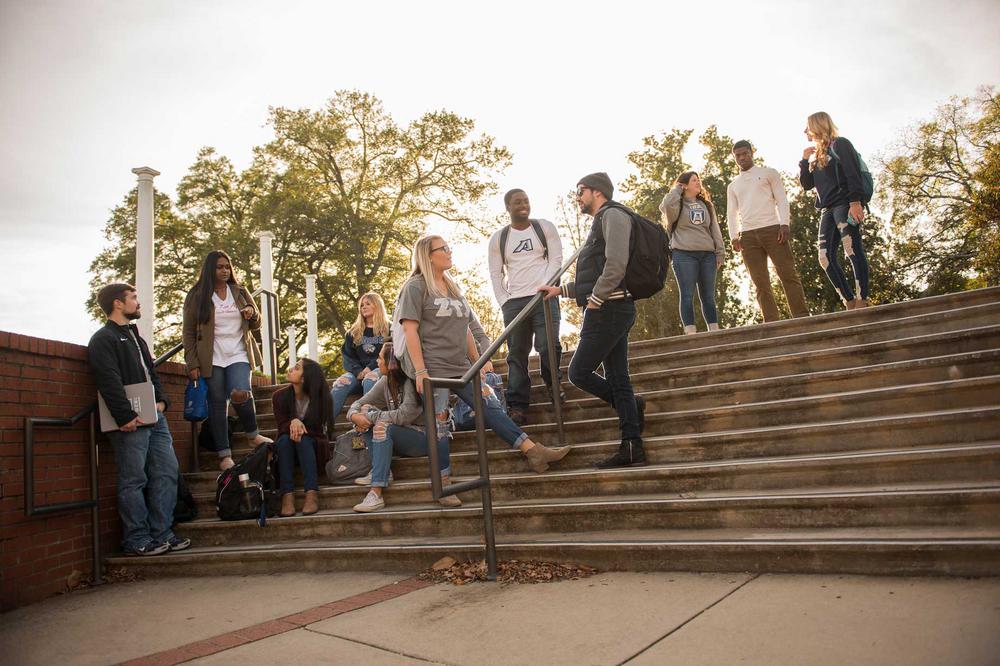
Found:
[499,220,549,264]
[498,224,511,265]
[529,220,549,260]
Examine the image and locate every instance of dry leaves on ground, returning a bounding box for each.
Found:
[419,558,598,586]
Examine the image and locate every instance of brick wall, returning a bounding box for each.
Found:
[0,330,195,611]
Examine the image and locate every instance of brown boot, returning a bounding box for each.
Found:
[302,490,319,516]
[280,492,296,517]
[523,442,571,474]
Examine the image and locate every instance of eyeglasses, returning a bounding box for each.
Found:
[431,244,452,255]
[575,186,591,197]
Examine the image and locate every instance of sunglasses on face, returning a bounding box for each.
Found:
[575,186,591,197]
[431,244,452,255]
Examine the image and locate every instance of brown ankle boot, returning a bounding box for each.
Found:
[523,443,571,474]
[302,490,319,516]
[280,493,296,517]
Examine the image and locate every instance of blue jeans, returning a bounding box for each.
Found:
[672,249,718,327]
[363,424,450,487]
[331,370,380,418]
[431,382,528,449]
[501,296,563,409]
[818,204,869,302]
[106,411,178,550]
[205,362,258,458]
[568,300,640,441]
[275,433,319,493]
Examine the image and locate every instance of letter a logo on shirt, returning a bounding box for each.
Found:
[512,238,533,253]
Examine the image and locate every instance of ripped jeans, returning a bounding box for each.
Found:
[331,369,380,418]
[817,204,869,303]
[431,381,528,451]
[363,424,450,488]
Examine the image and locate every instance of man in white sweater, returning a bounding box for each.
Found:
[727,140,810,322]
[488,189,564,425]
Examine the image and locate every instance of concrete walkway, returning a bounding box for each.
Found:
[1,571,998,665]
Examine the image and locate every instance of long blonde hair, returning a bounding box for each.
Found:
[807,111,839,171]
[409,235,462,299]
[348,292,389,343]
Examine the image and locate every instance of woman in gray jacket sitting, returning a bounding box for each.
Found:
[659,172,726,334]
[347,341,461,513]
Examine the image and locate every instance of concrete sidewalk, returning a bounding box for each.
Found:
[1,571,997,665]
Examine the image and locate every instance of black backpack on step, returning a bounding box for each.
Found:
[606,202,671,300]
[216,442,280,525]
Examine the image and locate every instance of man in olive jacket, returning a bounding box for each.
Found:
[88,283,189,556]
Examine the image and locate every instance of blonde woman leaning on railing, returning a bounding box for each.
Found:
[393,235,572,475]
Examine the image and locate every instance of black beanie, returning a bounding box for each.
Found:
[577,172,614,201]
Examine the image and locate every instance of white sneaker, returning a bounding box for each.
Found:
[354,470,393,486]
[353,490,385,513]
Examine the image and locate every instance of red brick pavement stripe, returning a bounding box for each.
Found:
[118,576,434,666]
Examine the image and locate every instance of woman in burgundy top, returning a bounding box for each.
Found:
[272,358,334,517]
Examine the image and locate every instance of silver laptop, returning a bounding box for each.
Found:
[97,381,157,432]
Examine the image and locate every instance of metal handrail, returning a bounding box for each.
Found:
[421,245,583,580]
[252,288,281,384]
[22,340,184,586]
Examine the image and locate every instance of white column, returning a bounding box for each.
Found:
[131,166,160,348]
[305,274,319,360]
[286,326,297,365]
[258,231,276,377]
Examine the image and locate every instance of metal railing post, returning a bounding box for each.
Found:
[542,299,566,448]
[471,372,498,581]
[423,377,442,501]
[89,413,104,586]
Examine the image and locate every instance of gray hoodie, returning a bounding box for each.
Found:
[658,185,725,261]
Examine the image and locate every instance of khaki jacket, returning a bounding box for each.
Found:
[182,284,262,378]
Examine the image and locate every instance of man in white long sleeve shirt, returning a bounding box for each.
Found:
[488,188,564,425]
[727,140,810,322]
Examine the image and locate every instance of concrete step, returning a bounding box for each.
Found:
[106,526,1000,578]
[497,301,1000,383]
[523,324,1000,403]
[188,442,1000,516]
[196,374,1000,469]
[185,406,1000,492]
[173,483,1000,546]
[240,324,1000,428]
[491,286,1000,373]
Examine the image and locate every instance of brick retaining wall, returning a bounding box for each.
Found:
[0,330,194,611]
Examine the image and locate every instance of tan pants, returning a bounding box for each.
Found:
[739,225,810,322]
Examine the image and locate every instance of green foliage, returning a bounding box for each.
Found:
[88,90,511,369]
[878,86,999,292]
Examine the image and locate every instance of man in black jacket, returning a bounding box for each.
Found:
[539,173,646,468]
[88,283,189,556]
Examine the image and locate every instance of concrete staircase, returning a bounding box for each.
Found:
[109,288,1000,577]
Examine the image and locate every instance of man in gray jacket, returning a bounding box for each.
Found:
[539,173,646,467]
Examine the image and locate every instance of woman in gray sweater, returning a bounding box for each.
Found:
[346,341,460,513]
[659,172,726,334]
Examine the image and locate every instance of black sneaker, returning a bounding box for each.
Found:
[635,396,646,435]
[595,439,647,469]
[166,536,191,552]
[509,406,528,426]
[125,541,170,557]
[548,387,567,405]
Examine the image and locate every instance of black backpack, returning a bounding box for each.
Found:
[172,474,198,525]
[499,219,549,263]
[216,442,280,525]
[604,202,670,300]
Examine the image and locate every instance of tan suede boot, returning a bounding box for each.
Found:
[523,443,571,474]
[280,493,296,517]
[302,490,320,516]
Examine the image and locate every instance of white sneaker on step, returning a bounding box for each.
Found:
[353,490,385,513]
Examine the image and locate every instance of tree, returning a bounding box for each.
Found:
[879,86,999,292]
[88,91,511,370]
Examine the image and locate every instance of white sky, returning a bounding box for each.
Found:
[1,0,998,347]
